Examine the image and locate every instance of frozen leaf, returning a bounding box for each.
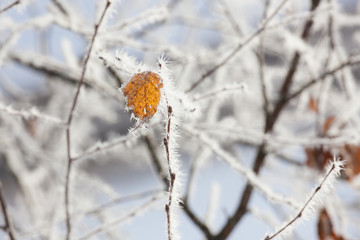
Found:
[317,209,344,240]
[122,71,163,120]
[305,147,333,170]
[305,144,360,180]
[322,116,336,134]
[308,96,318,113]
[340,144,360,180]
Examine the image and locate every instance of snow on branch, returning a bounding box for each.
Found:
[106,6,169,33]
[0,0,19,15]
[264,158,344,240]
[184,125,301,210]
[185,0,289,93]
[192,82,247,102]
[71,131,141,161]
[0,102,65,126]
[77,193,164,240]
[158,57,182,240]
[0,180,16,240]
[64,1,112,239]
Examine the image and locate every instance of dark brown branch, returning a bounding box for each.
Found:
[219,0,243,37]
[286,58,360,102]
[83,189,163,216]
[265,163,337,240]
[181,202,214,239]
[64,1,111,239]
[214,144,267,240]
[164,106,175,240]
[185,0,289,93]
[257,0,270,123]
[77,195,162,240]
[145,133,214,239]
[144,135,168,187]
[107,66,125,87]
[0,181,16,240]
[214,1,322,239]
[9,51,92,88]
[51,0,68,16]
[0,0,19,15]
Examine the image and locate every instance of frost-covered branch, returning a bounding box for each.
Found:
[64,1,111,239]
[0,102,65,126]
[146,132,214,239]
[265,159,344,240]
[164,105,178,240]
[144,134,168,187]
[257,0,270,120]
[0,181,16,240]
[0,0,19,15]
[77,194,164,240]
[192,83,246,102]
[2,0,360,239]
[287,57,360,101]
[186,0,289,93]
[184,126,301,210]
[72,133,138,161]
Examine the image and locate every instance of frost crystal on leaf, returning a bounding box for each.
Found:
[122,71,163,120]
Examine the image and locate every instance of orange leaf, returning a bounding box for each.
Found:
[122,71,163,120]
[317,209,344,240]
[322,116,336,134]
[308,96,318,112]
[340,144,360,180]
[305,147,333,170]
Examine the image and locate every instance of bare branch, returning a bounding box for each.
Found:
[77,194,163,240]
[145,132,214,239]
[0,0,20,15]
[64,1,112,239]
[0,102,65,126]
[144,134,168,187]
[0,180,16,240]
[218,0,243,37]
[265,161,342,239]
[257,0,270,122]
[192,83,246,102]
[185,0,289,93]
[215,1,323,238]
[164,106,176,240]
[286,58,360,102]
[71,134,135,161]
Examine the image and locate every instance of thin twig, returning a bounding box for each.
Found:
[218,0,243,37]
[257,0,270,122]
[164,106,176,240]
[83,189,163,216]
[286,58,360,102]
[0,0,20,15]
[184,126,301,210]
[265,163,337,240]
[0,103,65,126]
[183,148,206,203]
[77,195,163,240]
[145,132,214,239]
[0,180,16,240]
[214,1,322,238]
[72,134,133,161]
[9,51,92,87]
[64,1,111,239]
[144,135,168,186]
[16,189,162,239]
[192,83,245,102]
[51,0,68,16]
[185,0,289,93]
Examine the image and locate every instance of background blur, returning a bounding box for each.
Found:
[1,0,360,239]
